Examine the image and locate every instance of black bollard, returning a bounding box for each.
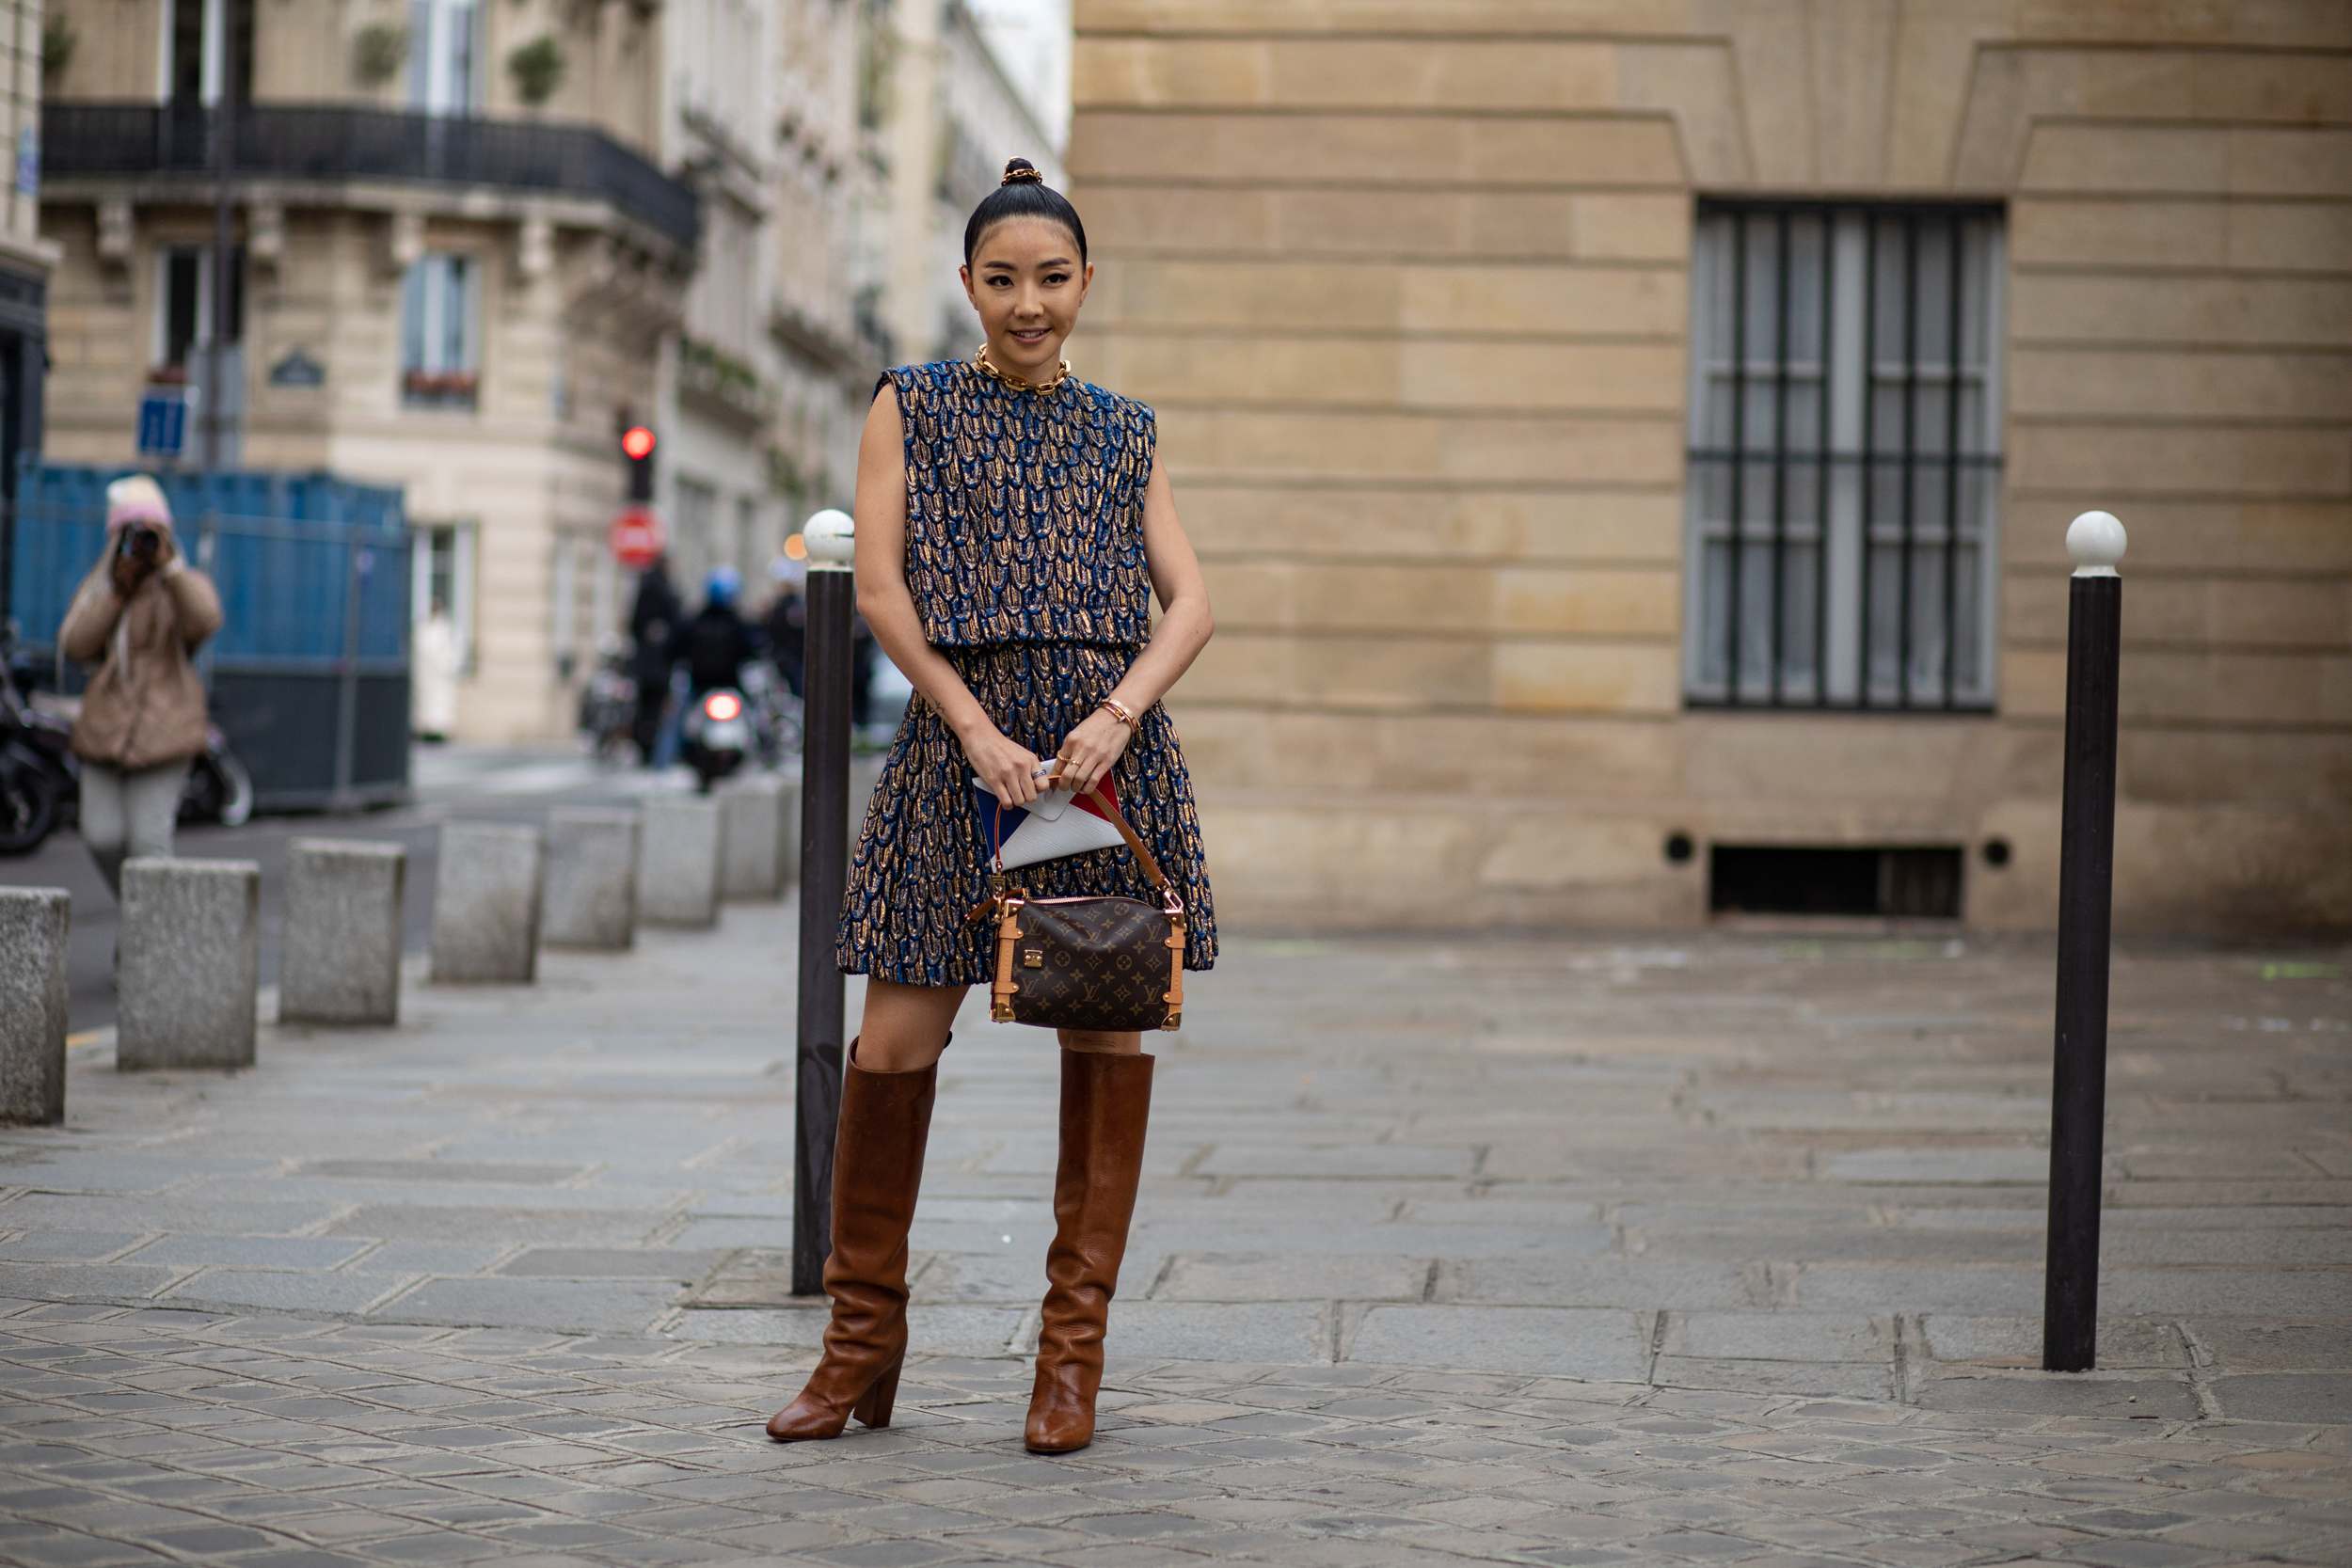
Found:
[793,512,856,1296]
[2043,510,2126,1373]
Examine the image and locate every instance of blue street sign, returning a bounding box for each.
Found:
[136,390,189,458]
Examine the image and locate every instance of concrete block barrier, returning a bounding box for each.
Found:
[718,774,798,901]
[279,840,406,1025]
[429,823,543,984]
[544,809,640,949]
[0,888,71,1125]
[118,859,261,1071]
[639,796,722,928]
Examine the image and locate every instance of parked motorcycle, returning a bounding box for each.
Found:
[578,636,639,765]
[679,686,755,793]
[0,622,77,856]
[739,658,803,766]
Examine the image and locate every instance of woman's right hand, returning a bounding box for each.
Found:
[961,721,1045,809]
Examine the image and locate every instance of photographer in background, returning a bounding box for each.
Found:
[56,475,224,896]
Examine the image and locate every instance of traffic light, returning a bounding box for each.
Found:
[622,424,657,501]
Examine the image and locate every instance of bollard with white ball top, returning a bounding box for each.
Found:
[2043,509,2126,1373]
[795,506,855,1296]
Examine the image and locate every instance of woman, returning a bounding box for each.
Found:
[56,474,224,896]
[768,159,1216,1455]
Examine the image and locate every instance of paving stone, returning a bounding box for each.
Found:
[0,1232,149,1262]
[1919,1377,2202,1419]
[0,1264,181,1303]
[1661,1312,1887,1363]
[1155,1254,1431,1302]
[2184,1322,2352,1371]
[320,1207,665,1247]
[159,1271,399,1315]
[1348,1306,1649,1381]
[117,1237,372,1270]
[1651,1356,1896,1400]
[494,1248,717,1280]
[1193,1145,1472,1180]
[2212,1373,2352,1425]
[343,1243,510,1275]
[1102,1302,1327,1365]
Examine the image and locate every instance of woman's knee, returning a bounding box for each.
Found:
[78,770,125,851]
[78,799,125,853]
[854,979,966,1072]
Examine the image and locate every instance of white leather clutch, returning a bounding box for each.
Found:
[975,776,1127,870]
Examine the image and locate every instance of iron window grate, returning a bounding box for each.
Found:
[1683,200,2006,712]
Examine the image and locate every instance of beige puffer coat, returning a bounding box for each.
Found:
[57,530,225,771]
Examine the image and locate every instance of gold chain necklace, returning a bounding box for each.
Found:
[974,343,1071,393]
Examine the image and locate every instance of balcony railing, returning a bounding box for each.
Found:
[42,102,700,249]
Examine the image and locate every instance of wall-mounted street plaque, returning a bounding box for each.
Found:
[269,348,326,388]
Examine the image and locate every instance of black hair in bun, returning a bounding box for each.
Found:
[962,157,1089,266]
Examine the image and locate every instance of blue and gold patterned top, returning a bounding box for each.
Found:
[882,360,1155,649]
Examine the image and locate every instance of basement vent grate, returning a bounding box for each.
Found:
[1709,846,1963,919]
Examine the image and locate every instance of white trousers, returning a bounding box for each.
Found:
[80,758,190,897]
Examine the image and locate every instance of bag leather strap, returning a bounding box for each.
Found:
[990,892,1025,1023]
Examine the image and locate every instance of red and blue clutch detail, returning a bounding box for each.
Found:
[974,773,1127,871]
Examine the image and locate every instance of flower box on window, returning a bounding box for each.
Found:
[403,369,479,409]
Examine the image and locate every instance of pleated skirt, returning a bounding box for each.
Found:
[835,641,1217,988]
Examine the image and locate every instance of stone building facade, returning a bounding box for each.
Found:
[1068,0,2351,935]
[40,0,697,740]
[2,0,53,532]
[656,0,884,615]
[879,0,1061,370]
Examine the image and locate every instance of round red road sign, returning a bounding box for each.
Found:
[609,505,668,570]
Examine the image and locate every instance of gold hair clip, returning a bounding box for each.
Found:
[1001,166,1046,186]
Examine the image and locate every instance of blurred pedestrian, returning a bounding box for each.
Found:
[767,158,1217,1457]
[671,565,761,697]
[412,597,461,742]
[627,553,682,763]
[56,474,224,896]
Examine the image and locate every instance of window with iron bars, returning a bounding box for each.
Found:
[1683,201,2006,710]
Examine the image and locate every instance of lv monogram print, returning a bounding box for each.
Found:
[1009,897,1176,1034]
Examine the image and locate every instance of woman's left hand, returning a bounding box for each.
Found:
[1054,709,1133,798]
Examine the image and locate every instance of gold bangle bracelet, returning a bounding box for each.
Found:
[1098,697,1138,730]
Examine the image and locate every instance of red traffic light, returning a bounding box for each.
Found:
[621,426,657,461]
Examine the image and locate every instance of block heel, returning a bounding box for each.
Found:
[853,1354,903,1429]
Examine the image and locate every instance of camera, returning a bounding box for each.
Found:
[119,524,162,562]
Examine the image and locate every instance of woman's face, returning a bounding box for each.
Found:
[961,216,1091,382]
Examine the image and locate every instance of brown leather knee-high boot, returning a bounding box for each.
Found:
[1025,1050,1153,1454]
[767,1040,938,1441]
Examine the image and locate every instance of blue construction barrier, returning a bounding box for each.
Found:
[8,464,412,809]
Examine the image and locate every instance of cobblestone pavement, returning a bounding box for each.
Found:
[1,899,2346,1566]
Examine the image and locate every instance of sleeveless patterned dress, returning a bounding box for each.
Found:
[834,359,1218,989]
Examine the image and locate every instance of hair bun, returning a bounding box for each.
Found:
[1001,158,1045,186]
